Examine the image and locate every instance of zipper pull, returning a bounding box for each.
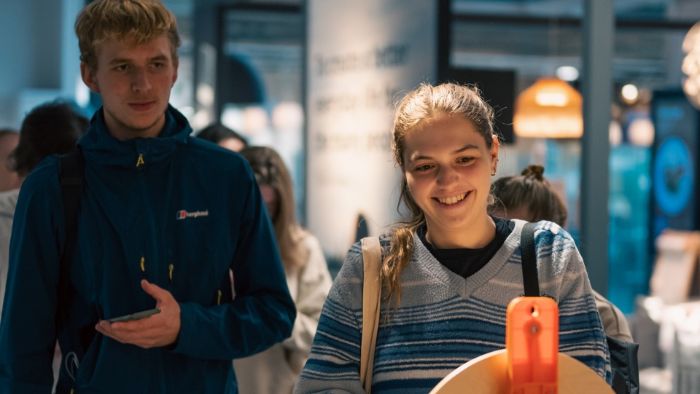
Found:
[168,264,174,282]
[139,256,146,272]
[136,153,145,168]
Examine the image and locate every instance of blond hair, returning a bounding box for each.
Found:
[75,0,181,70]
[385,82,497,302]
[240,146,309,271]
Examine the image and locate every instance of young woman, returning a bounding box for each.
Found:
[236,146,333,394]
[295,83,611,393]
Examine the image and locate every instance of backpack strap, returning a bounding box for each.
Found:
[59,148,84,265]
[56,148,85,393]
[360,236,382,394]
[520,222,540,296]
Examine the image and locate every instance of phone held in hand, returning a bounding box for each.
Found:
[108,308,161,323]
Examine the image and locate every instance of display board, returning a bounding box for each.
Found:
[306,0,438,259]
[650,91,700,240]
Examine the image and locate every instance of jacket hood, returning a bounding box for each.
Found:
[78,105,191,168]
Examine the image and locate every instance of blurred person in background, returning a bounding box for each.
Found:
[236,146,332,394]
[196,122,249,152]
[0,130,20,192]
[491,165,639,394]
[491,164,633,342]
[0,101,88,323]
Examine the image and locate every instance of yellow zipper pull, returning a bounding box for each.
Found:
[136,153,145,168]
[168,264,174,282]
[217,290,223,305]
[139,256,146,272]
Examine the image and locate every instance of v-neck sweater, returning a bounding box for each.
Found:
[417,217,514,278]
[296,219,611,394]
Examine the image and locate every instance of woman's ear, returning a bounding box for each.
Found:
[490,135,500,174]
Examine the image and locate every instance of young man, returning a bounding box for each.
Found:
[0,1,295,393]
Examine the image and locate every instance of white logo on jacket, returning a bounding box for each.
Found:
[176,209,209,220]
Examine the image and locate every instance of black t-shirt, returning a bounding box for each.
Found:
[417,217,515,278]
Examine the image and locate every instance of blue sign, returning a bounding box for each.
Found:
[653,136,694,216]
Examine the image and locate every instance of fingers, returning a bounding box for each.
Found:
[141,279,169,303]
[96,320,168,348]
[96,322,162,348]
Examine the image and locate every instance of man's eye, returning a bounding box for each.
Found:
[114,64,129,72]
[152,62,165,69]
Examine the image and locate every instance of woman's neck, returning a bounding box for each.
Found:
[425,215,496,249]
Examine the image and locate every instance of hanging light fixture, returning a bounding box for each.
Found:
[513,77,583,139]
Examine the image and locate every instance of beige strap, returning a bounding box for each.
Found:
[360,237,382,394]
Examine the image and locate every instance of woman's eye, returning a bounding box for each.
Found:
[458,157,475,165]
[415,164,433,172]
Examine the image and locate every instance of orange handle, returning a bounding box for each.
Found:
[506,296,559,394]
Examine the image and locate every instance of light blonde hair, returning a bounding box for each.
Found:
[240,146,309,271]
[75,0,181,70]
[386,82,497,302]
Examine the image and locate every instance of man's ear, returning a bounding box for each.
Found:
[80,62,100,93]
[171,57,179,86]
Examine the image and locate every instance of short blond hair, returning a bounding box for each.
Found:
[75,0,181,70]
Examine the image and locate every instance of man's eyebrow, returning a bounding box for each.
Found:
[107,54,170,65]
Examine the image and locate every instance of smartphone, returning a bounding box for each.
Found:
[108,308,160,323]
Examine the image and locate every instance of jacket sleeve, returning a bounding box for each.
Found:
[294,242,365,394]
[537,222,612,384]
[282,234,332,369]
[171,165,296,360]
[0,162,63,393]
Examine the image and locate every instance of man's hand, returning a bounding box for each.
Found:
[96,280,181,349]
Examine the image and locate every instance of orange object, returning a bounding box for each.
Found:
[506,297,559,394]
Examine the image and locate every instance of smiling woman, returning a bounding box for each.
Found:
[295,82,613,394]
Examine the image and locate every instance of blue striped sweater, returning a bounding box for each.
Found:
[295,220,611,393]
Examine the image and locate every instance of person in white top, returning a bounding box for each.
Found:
[236,146,333,394]
[0,102,87,321]
[0,130,20,193]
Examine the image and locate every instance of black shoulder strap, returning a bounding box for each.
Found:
[56,148,89,393]
[58,148,84,274]
[520,222,540,296]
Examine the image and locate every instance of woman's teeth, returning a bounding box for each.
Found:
[437,193,466,205]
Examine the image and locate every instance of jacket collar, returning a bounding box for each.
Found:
[78,105,191,168]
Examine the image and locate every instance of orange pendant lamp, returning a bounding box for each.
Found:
[513,77,583,139]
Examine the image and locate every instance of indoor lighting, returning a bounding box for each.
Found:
[513,77,583,139]
[620,84,639,105]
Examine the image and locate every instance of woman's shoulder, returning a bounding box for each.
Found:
[514,219,577,247]
[346,233,393,261]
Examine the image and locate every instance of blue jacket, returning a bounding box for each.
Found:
[0,107,296,393]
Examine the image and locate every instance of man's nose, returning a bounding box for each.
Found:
[131,69,151,93]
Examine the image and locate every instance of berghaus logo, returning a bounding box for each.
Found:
[176,209,209,220]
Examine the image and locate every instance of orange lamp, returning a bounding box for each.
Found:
[513,77,583,139]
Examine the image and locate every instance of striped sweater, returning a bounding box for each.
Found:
[295,220,611,393]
